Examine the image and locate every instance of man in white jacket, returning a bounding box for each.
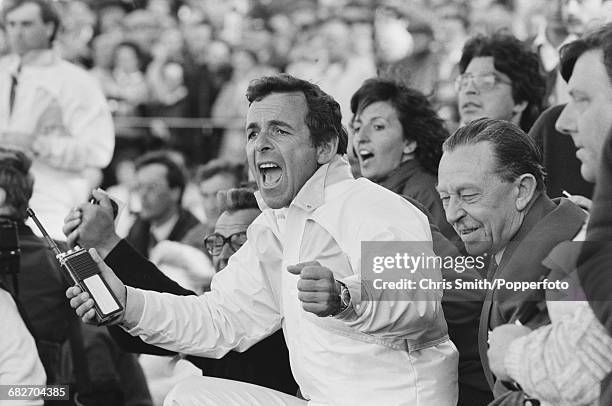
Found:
[67,74,458,405]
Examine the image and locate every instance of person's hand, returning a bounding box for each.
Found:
[66,248,126,324]
[487,324,531,381]
[63,189,120,256]
[287,261,341,317]
[566,194,592,211]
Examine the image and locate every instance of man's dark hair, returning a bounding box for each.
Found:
[350,78,448,175]
[0,147,34,221]
[2,0,61,44]
[459,33,546,132]
[217,187,260,214]
[443,118,546,191]
[195,159,243,186]
[134,150,187,202]
[560,23,612,85]
[246,74,348,155]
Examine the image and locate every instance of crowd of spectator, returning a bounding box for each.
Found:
[2,0,612,405]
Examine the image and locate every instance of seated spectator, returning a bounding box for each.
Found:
[126,151,201,258]
[350,78,457,242]
[182,159,244,250]
[456,33,547,132]
[487,23,612,406]
[437,118,586,404]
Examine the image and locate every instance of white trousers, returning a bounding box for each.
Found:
[163,376,307,406]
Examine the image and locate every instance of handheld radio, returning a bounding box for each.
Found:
[26,208,123,323]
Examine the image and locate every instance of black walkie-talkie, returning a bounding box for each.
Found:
[27,207,123,323]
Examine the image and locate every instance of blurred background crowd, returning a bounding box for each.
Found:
[1,0,609,189]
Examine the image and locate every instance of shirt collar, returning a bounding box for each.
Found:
[5,49,58,72]
[255,154,353,212]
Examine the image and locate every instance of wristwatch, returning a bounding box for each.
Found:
[336,280,351,315]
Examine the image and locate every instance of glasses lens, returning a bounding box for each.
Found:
[204,234,224,255]
[474,74,497,92]
[229,231,248,251]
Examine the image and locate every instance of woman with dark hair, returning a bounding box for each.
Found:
[350,78,455,240]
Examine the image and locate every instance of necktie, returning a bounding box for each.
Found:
[9,64,20,116]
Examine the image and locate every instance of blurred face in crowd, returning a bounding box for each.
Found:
[457,57,527,128]
[114,45,140,73]
[134,163,180,223]
[183,23,212,60]
[561,0,603,34]
[5,2,54,55]
[556,49,612,182]
[351,101,415,181]
[199,173,238,223]
[210,208,260,272]
[437,142,530,255]
[246,92,332,209]
[99,5,126,34]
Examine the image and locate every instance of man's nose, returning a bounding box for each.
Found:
[217,243,234,271]
[555,103,576,136]
[444,196,466,224]
[254,129,273,152]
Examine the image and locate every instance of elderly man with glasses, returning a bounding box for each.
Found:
[456,33,547,133]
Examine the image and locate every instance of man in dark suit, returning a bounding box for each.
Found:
[436,118,586,405]
[126,151,200,258]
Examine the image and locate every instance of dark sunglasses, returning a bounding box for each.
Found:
[203,231,247,256]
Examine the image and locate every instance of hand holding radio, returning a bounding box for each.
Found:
[63,189,121,257]
[66,248,126,325]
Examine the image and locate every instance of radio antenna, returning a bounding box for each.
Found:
[26,208,62,257]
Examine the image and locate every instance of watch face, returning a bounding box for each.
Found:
[340,285,351,307]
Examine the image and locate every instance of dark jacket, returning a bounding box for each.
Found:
[106,239,298,395]
[16,222,74,384]
[479,194,586,405]
[529,104,594,199]
[126,208,201,258]
[379,160,459,244]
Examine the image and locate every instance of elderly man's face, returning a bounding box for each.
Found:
[246,92,322,209]
[556,49,612,183]
[458,57,526,128]
[437,142,524,255]
[212,208,260,272]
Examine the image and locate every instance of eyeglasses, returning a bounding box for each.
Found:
[454,72,512,92]
[203,231,247,256]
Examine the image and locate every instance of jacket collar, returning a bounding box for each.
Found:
[378,159,421,194]
[255,155,354,212]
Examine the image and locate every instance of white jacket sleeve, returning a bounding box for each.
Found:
[336,197,443,339]
[123,235,283,358]
[505,303,612,405]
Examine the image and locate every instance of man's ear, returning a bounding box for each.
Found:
[45,23,55,44]
[316,136,339,165]
[515,174,537,211]
[0,187,6,207]
[512,100,528,117]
